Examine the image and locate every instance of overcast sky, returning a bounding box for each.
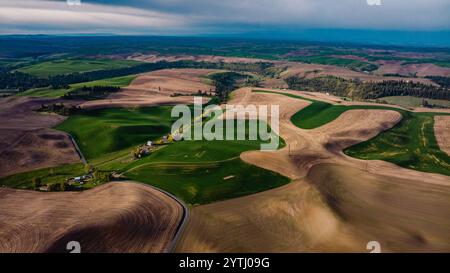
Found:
[1,0,449,35]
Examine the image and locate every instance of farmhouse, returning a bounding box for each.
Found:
[67,174,93,185]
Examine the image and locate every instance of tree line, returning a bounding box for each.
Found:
[63,85,121,100]
[37,103,82,116]
[0,71,48,91]
[0,60,273,93]
[210,72,247,102]
[285,76,450,100]
[426,76,450,89]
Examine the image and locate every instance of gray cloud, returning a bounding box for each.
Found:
[83,0,450,29]
[1,0,449,34]
[0,0,189,34]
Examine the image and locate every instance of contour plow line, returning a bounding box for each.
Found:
[174,87,450,253]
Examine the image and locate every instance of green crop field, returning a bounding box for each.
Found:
[291,104,403,129]
[345,111,450,176]
[16,59,141,78]
[20,75,137,98]
[0,105,291,204]
[56,106,176,159]
[125,158,288,205]
[253,90,398,129]
[20,87,70,98]
[253,89,450,176]
[120,128,287,204]
[288,55,378,72]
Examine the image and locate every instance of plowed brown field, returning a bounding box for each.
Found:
[176,88,450,252]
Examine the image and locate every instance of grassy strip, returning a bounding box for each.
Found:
[19,75,137,98]
[0,163,85,190]
[379,96,450,109]
[16,59,141,78]
[287,55,378,72]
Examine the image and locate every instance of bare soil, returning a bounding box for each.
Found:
[0,182,183,253]
[0,97,81,177]
[81,69,217,109]
[176,88,450,253]
[434,116,450,155]
[278,62,436,85]
[375,61,450,77]
[127,54,267,64]
[0,129,80,178]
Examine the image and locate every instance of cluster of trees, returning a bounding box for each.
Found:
[426,76,450,89]
[0,71,48,91]
[92,170,111,183]
[419,99,449,109]
[47,182,75,191]
[362,80,449,100]
[357,63,379,72]
[285,76,352,97]
[32,177,42,190]
[210,72,245,102]
[37,103,81,116]
[245,76,262,87]
[285,75,450,100]
[1,60,274,95]
[63,85,121,100]
[30,165,112,192]
[383,73,417,78]
[170,90,214,97]
[32,177,76,192]
[261,66,287,79]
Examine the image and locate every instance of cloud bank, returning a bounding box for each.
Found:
[0,0,187,34]
[0,0,449,34]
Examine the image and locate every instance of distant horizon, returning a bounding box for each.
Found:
[2,29,450,49]
[1,0,449,48]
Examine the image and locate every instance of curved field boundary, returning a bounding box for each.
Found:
[346,111,450,176]
[123,181,189,253]
[53,103,290,205]
[176,87,450,253]
[253,89,450,129]
[67,133,87,165]
[253,89,403,129]
[0,182,184,253]
[434,116,450,155]
[252,89,450,176]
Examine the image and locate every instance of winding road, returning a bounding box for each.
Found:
[65,132,189,252]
